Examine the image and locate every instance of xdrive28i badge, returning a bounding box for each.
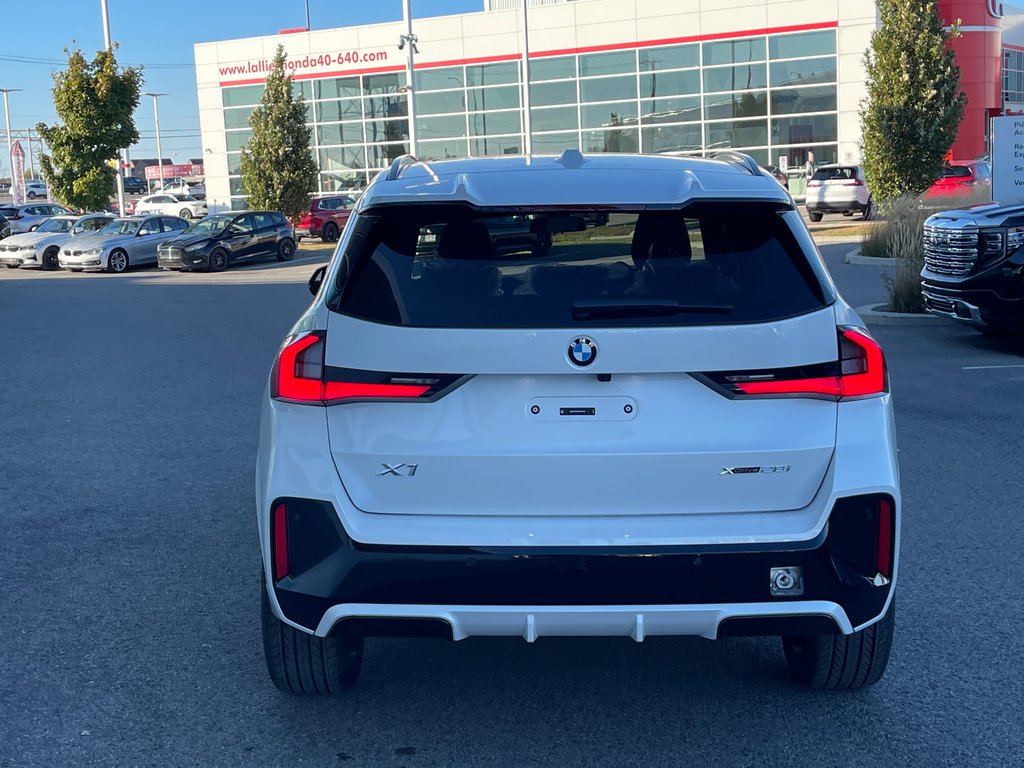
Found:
[567,337,598,367]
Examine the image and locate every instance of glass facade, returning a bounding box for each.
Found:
[1003,48,1024,106]
[220,29,838,206]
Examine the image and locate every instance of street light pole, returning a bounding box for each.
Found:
[400,0,418,156]
[305,0,310,30]
[520,0,532,155]
[100,0,126,215]
[0,89,21,198]
[144,93,167,194]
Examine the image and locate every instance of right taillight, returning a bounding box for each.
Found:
[270,331,463,405]
[700,327,887,401]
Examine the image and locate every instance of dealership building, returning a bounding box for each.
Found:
[194,0,1024,212]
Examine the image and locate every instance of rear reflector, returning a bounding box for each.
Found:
[701,327,887,401]
[272,502,289,580]
[877,498,893,578]
[271,331,461,405]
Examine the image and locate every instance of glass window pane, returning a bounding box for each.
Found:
[769,30,836,60]
[579,50,636,77]
[640,96,701,124]
[418,90,466,115]
[418,114,467,140]
[703,91,767,120]
[770,85,837,115]
[364,95,408,119]
[304,103,314,124]
[226,152,242,175]
[418,138,469,160]
[364,72,405,94]
[704,119,768,149]
[366,143,409,167]
[579,75,637,103]
[364,119,409,144]
[416,66,464,91]
[581,101,638,130]
[771,114,837,144]
[229,176,245,195]
[469,110,521,136]
[471,136,523,156]
[531,106,579,132]
[529,56,576,82]
[225,131,252,151]
[703,38,766,66]
[230,198,249,211]
[769,57,836,87]
[222,85,263,107]
[466,61,519,86]
[317,122,365,145]
[223,107,253,130]
[467,85,520,111]
[316,98,362,122]
[530,131,580,153]
[639,44,698,71]
[582,128,639,153]
[640,69,699,98]
[291,81,312,101]
[321,172,366,192]
[319,145,367,170]
[703,64,767,93]
[315,76,360,99]
[531,80,577,107]
[642,124,702,153]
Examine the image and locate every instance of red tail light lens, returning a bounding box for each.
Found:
[807,180,820,188]
[840,179,865,187]
[272,502,289,580]
[703,327,887,401]
[877,498,893,578]
[271,331,458,405]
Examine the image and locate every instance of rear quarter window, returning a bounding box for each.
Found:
[328,204,830,328]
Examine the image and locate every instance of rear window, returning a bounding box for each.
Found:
[811,166,858,181]
[0,207,17,217]
[328,205,829,328]
[940,165,972,179]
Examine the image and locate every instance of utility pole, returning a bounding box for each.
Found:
[144,93,167,194]
[400,0,418,156]
[100,0,126,214]
[0,89,19,191]
[520,0,532,155]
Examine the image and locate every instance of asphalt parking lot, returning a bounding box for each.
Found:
[2,243,1023,767]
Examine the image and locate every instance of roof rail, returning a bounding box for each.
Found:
[710,150,761,176]
[386,154,419,181]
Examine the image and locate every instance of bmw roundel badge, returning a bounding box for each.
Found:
[567,337,598,367]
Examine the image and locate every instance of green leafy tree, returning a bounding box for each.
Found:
[860,0,966,201]
[36,48,142,212]
[240,46,319,220]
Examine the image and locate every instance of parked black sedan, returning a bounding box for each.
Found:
[157,210,296,272]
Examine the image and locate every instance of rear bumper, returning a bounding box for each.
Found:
[806,200,867,213]
[269,494,895,639]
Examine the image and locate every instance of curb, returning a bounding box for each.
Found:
[855,304,940,326]
[845,248,895,266]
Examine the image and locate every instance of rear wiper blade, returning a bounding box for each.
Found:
[571,299,733,320]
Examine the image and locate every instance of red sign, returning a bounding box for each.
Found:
[10,141,26,204]
[145,163,204,180]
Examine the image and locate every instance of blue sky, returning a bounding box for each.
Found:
[1,0,481,170]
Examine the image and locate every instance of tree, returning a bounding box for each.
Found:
[36,48,142,212]
[240,46,319,220]
[860,0,966,202]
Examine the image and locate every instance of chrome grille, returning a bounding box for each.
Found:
[923,223,978,276]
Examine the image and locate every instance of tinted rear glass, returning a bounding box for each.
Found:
[328,205,828,328]
[940,165,972,179]
[811,166,857,181]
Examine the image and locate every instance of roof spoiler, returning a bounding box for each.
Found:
[710,151,761,176]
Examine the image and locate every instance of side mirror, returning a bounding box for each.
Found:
[308,265,326,296]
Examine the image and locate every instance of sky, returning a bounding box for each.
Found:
[1,0,482,174]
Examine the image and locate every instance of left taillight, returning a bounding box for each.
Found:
[700,326,887,401]
[271,331,461,405]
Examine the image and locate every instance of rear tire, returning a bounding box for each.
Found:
[842,210,853,217]
[43,246,60,271]
[321,222,339,243]
[276,238,296,262]
[261,578,363,694]
[808,211,823,222]
[863,199,876,221]
[782,599,895,689]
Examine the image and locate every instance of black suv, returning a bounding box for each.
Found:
[123,176,147,195]
[921,203,1024,333]
[157,210,296,272]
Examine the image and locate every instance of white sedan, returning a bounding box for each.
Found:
[134,193,207,220]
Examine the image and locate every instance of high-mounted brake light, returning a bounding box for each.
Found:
[271,331,455,405]
[705,327,887,401]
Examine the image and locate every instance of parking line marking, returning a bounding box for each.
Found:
[961,364,1024,370]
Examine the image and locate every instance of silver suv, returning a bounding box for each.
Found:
[0,203,75,235]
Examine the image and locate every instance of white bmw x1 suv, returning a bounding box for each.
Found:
[257,150,899,693]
